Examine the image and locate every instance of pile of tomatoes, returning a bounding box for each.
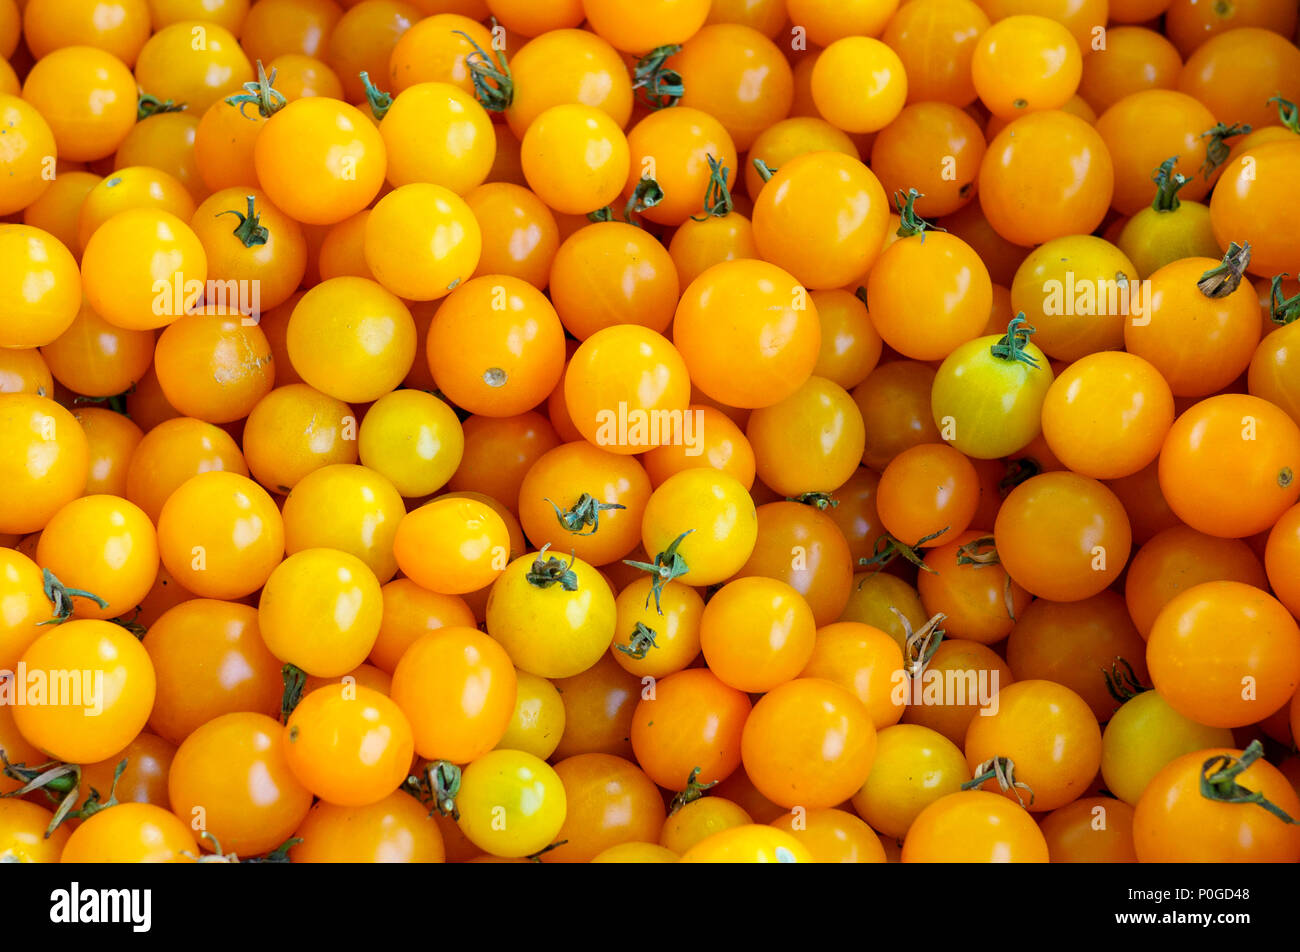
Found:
[2,0,1300,866]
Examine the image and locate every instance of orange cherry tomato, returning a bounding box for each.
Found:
[673,259,821,409]
[390,626,516,763]
[1158,393,1300,538]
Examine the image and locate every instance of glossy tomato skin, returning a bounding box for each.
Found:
[978,110,1113,247]
[752,152,890,291]
[932,330,1054,460]
[143,599,281,745]
[902,790,1048,862]
[1158,394,1300,538]
[1133,747,1300,862]
[13,619,156,764]
[994,472,1131,602]
[284,684,414,807]
[1146,580,1300,729]
[0,224,82,349]
[456,749,567,858]
[290,791,447,863]
[541,753,665,862]
[60,803,197,863]
[853,723,971,840]
[390,627,516,764]
[169,711,314,857]
[741,678,877,810]
[1100,690,1234,806]
[673,259,821,410]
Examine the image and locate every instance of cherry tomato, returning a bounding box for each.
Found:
[60,803,197,863]
[259,547,383,677]
[1133,745,1300,862]
[485,549,615,678]
[290,790,446,863]
[455,749,566,857]
[902,789,1048,862]
[1158,393,1300,538]
[1147,580,1300,728]
[284,683,413,806]
[979,110,1113,246]
[542,752,665,862]
[1100,689,1234,806]
[394,496,509,595]
[0,395,89,535]
[389,626,516,764]
[169,711,313,856]
[14,619,156,764]
[741,677,877,809]
[673,259,821,409]
[287,276,416,403]
[426,274,566,416]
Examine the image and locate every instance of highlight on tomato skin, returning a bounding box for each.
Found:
[0,0,1297,871]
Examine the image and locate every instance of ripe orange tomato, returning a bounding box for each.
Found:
[284,684,414,807]
[134,20,253,114]
[0,225,83,350]
[364,183,482,300]
[1209,140,1300,279]
[22,46,138,162]
[630,667,750,790]
[37,495,158,621]
[290,791,446,863]
[639,469,758,587]
[0,395,89,535]
[673,259,820,409]
[994,471,1131,602]
[465,183,560,289]
[964,679,1101,812]
[674,24,792,151]
[971,15,1082,119]
[14,619,156,764]
[169,711,313,856]
[811,36,908,134]
[521,104,630,217]
[517,441,650,566]
[549,221,679,339]
[287,276,416,403]
[426,275,566,416]
[752,151,890,291]
[394,496,509,596]
[541,752,664,862]
[1147,580,1300,728]
[1158,393,1300,538]
[902,789,1048,862]
[282,463,406,582]
[1133,745,1300,862]
[60,803,197,863]
[746,376,865,496]
[564,326,691,455]
[157,471,284,600]
[143,598,280,745]
[1041,352,1175,479]
[700,577,817,693]
[741,677,877,809]
[255,97,386,225]
[882,0,989,107]
[390,626,516,763]
[979,110,1113,246]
